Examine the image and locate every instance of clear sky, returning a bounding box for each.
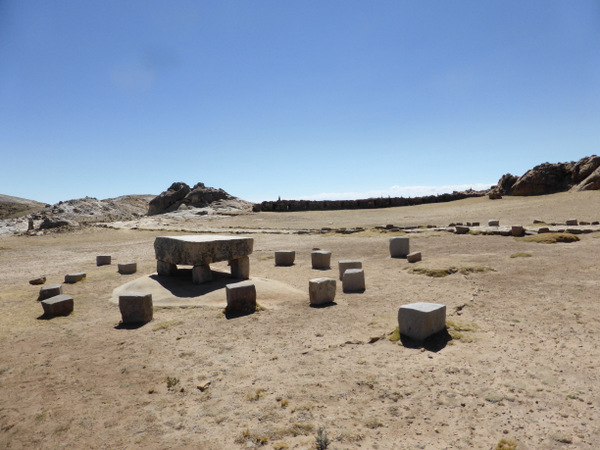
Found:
[1,1,599,204]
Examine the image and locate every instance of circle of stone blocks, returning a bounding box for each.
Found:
[511,226,525,236]
[119,292,153,325]
[406,252,422,263]
[42,294,74,317]
[225,281,257,316]
[455,226,469,234]
[398,302,446,341]
[488,220,500,227]
[64,272,86,284]
[389,237,410,258]
[311,250,332,270]
[309,277,336,305]
[342,268,365,293]
[96,255,111,266]
[38,284,62,301]
[275,250,295,266]
[338,260,362,280]
[118,262,137,275]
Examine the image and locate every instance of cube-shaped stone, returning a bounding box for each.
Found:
[338,260,362,280]
[511,226,525,236]
[38,284,62,301]
[406,252,422,263]
[311,250,332,270]
[309,277,336,305]
[488,220,500,227]
[41,294,74,317]
[389,237,410,258]
[64,272,86,284]
[275,250,296,266]
[118,262,137,275]
[226,281,256,316]
[342,268,365,293]
[119,292,153,324]
[398,302,446,341]
[566,219,578,226]
[96,255,112,266]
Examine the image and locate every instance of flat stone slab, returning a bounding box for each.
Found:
[65,272,86,283]
[42,294,74,317]
[398,302,446,341]
[154,235,253,266]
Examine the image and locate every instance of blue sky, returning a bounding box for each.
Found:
[1,1,599,204]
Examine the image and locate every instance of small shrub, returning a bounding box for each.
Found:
[446,319,477,343]
[246,388,264,401]
[166,376,179,390]
[315,427,331,450]
[388,327,401,342]
[496,438,518,449]
[365,419,383,429]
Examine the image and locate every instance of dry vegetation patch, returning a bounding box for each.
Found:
[405,258,494,277]
[516,232,580,244]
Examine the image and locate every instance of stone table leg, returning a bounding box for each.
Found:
[192,265,213,284]
[157,260,178,276]
[230,256,250,279]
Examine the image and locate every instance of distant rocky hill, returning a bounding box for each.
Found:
[0,194,46,219]
[492,155,600,196]
[148,182,252,215]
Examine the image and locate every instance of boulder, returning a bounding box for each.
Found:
[183,182,232,207]
[147,182,190,215]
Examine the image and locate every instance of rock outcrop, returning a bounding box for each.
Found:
[147,182,244,215]
[492,156,600,196]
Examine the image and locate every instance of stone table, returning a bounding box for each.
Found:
[154,235,254,284]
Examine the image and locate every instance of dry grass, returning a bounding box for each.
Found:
[407,264,494,277]
[516,232,580,244]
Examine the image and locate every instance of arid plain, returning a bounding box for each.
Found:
[1,192,600,449]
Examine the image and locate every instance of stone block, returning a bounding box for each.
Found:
[566,219,578,226]
[398,302,446,341]
[157,260,178,276]
[230,256,250,279]
[511,226,525,236]
[225,281,256,316]
[119,292,153,325]
[192,265,213,283]
[38,284,62,301]
[488,220,500,227]
[455,226,469,234]
[406,252,422,263]
[389,237,410,258]
[311,250,332,269]
[64,272,86,284]
[309,278,336,305]
[342,268,365,293]
[538,227,550,233]
[338,260,362,280]
[41,294,74,317]
[154,235,253,266]
[275,250,295,266]
[96,255,111,266]
[29,276,46,285]
[118,262,137,275]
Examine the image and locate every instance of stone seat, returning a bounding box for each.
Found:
[275,250,295,266]
[309,277,336,305]
[398,302,446,341]
[41,294,74,317]
[38,284,62,301]
[338,260,362,280]
[311,250,332,270]
[65,272,86,283]
[342,268,365,293]
[389,237,410,258]
[225,281,256,316]
[119,292,153,325]
[406,252,422,263]
[96,255,111,266]
[118,262,137,275]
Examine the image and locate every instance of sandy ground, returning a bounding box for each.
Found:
[1,192,600,449]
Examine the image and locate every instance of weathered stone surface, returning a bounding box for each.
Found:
[398,302,446,341]
[230,256,250,279]
[148,182,190,215]
[538,227,550,233]
[338,260,362,280]
[118,262,137,275]
[406,252,422,263]
[192,265,212,283]
[41,294,73,317]
[488,220,500,227]
[566,219,578,226]
[275,250,295,266]
[64,272,86,283]
[29,276,46,285]
[38,284,62,301]
[157,260,178,276]
[309,278,336,305]
[389,237,410,258]
[488,192,502,200]
[511,226,525,236]
[225,281,256,316]
[455,226,470,234]
[342,268,365,293]
[119,292,153,324]
[154,235,253,266]
[311,250,332,270]
[96,255,111,266]
[38,216,79,230]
